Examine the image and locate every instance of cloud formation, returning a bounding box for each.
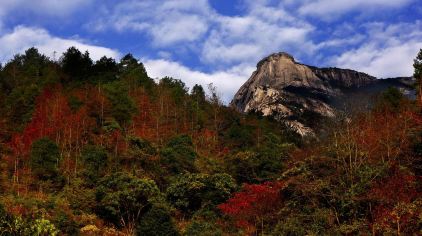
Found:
[0,26,120,63]
[332,21,422,78]
[88,0,211,46]
[0,0,93,17]
[283,0,415,18]
[144,58,254,102]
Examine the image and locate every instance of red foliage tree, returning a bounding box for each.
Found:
[218,181,286,234]
[368,165,421,235]
[5,85,99,187]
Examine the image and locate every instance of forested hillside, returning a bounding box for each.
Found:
[0,47,421,235]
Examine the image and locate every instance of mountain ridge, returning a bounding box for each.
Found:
[231,52,414,136]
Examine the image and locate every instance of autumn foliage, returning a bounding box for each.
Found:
[369,165,421,235]
[218,181,285,233]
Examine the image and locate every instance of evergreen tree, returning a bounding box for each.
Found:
[30,137,60,180]
[61,47,93,81]
[413,48,422,103]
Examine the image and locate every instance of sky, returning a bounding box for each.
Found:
[0,0,421,102]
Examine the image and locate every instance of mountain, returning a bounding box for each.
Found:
[231,52,415,136]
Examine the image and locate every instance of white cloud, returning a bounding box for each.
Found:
[201,15,313,65]
[197,2,315,66]
[0,26,120,63]
[297,0,414,17]
[333,41,422,78]
[331,21,422,78]
[315,34,365,50]
[89,0,315,64]
[88,0,211,46]
[0,0,93,17]
[144,58,255,103]
[149,14,208,46]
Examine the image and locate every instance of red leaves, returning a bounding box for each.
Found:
[370,171,417,205]
[6,85,94,159]
[218,181,285,230]
[368,166,420,234]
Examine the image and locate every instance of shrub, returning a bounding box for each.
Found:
[136,205,179,236]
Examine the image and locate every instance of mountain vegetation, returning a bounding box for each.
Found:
[0,47,421,235]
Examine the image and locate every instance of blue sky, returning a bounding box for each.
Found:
[0,0,421,102]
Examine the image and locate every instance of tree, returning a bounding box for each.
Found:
[119,54,141,72]
[119,54,152,91]
[92,56,118,82]
[218,181,285,234]
[414,48,422,104]
[159,77,188,104]
[30,137,60,181]
[60,47,93,81]
[166,173,237,214]
[191,84,206,102]
[368,166,420,235]
[377,87,404,111]
[125,136,158,170]
[2,48,57,130]
[225,135,290,184]
[81,145,108,184]
[136,205,179,236]
[207,83,222,144]
[160,135,197,174]
[185,210,223,236]
[103,81,138,127]
[95,172,160,234]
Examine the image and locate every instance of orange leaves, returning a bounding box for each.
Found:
[332,105,422,171]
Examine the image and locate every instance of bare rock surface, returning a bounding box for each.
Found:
[231,52,414,136]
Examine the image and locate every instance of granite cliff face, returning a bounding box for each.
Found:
[231,52,414,136]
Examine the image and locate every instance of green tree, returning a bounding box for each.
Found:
[95,172,160,234]
[160,135,197,174]
[191,84,206,103]
[81,145,108,184]
[103,81,138,127]
[30,137,60,181]
[378,87,404,111]
[159,77,188,104]
[226,133,290,183]
[414,49,422,103]
[125,136,158,171]
[2,48,57,129]
[136,205,179,236]
[119,54,142,72]
[166,173,237,214]
[60,47,93,81]
[119,54,153,91]
[226,151,260,183]
[414,48,422,80]
[185,209,223,236]
[92,56,118,83]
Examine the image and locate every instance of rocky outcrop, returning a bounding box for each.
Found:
[231,52,414,136]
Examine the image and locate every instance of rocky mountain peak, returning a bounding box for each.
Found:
[231,52,414,136]
[257,52,295,67]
